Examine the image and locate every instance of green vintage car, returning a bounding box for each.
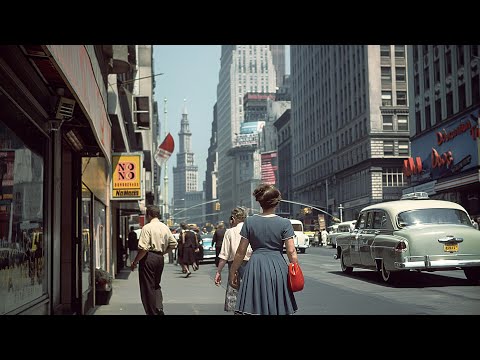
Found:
[334,192,480,285]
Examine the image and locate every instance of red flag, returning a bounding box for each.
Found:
[154,133,175,166]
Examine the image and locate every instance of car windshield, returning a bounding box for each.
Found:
[397,208,472,227]
[202,237,213,247]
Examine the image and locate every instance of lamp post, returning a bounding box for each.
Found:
[338,204,344,222]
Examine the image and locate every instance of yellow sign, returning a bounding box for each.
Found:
[112,153,143,200]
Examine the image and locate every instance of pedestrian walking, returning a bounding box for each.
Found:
[214,206,252,312]
[130,205,177,315]
[179,224,200,277]
[229,183,299,315]
[321,229,327,247]
[127,226,139,266]
[211,223,226,267]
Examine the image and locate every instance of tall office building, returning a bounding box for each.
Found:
[173,102,199,218]
[405,45,480,217]
[290,45,410,222]
[216,45,284,221]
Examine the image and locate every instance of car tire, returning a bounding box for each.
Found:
[380,261,398,284]
[340,252,353,274]
[463,267,480,284]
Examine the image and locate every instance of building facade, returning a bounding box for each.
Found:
[290,45,410,223]
[216,45,283,220]
[172,103,203,224]
[404,45,480,218]
[0,45,155,315]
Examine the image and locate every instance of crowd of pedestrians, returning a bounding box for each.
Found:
[128,183,302,315]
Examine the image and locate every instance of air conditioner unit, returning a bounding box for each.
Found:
[55,97,76,121]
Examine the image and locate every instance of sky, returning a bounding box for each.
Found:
[152,45,290,205]
[153,45,220,203]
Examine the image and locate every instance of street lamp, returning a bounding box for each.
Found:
[338,204,344,222]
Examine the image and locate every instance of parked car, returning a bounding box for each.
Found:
[328,220,356,248]
[287,219,309,253]
[334,192,480,285]
[198,235,215,263]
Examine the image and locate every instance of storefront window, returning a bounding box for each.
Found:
[82,185,92,292]
[0,121,46,314]
[94,199,106,270]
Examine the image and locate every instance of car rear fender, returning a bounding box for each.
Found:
[397,225,480,257]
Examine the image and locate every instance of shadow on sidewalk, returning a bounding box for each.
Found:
[115,268,132,280]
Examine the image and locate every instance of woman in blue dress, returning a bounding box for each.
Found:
[228,183,299,315]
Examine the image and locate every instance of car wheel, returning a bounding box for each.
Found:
[340,252,353,274]
[463,267,480,284]
[380,261,397,284]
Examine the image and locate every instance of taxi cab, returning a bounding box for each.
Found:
[334,192,480,285]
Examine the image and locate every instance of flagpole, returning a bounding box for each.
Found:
[163,98,169,221]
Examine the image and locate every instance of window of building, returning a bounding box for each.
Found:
[394,45,405,58]
[133,96,150,129]
[472,75,480,104]
[0,114,46,314]
[397,115,409,131]
[413,46,419,62]
[383,115,393,131]
[445,50,452,76]
[380,45,390,57]
[382,168,406,187]
[414,74,420,95]
[381,91,392,106]
[458,83,466,111]
[82,185,92,294]
[395,67,406,82]
[415,111,421,133]
[472,45,479,58]
[457,45,465,68]
[424,71,430,89]
[434,60,440,83]
[381,66,391,82]
[446,92,453,117]
[383,140,394,156]
[435,99,442,124]
[425,105,431,130]
[396,91,407,106]
[398,141,409,156]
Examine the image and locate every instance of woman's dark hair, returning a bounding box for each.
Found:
[253,184,281,209]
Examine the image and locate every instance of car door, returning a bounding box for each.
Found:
[359,211,380,267]
[349,212,367,265]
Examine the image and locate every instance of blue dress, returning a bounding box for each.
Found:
[235,214,298,315]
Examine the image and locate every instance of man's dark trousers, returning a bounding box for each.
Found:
[139,251,165,315]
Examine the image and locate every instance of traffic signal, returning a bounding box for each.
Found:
[215,202,220,211]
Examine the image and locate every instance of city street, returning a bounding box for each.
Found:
[93,248,480,316]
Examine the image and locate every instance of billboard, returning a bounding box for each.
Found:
[404,106,480,183]
[261,151,278,185]
[111,152,144,200]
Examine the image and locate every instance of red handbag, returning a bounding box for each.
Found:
[287,262,304,292]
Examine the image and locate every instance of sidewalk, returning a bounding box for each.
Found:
[92,256,228,315]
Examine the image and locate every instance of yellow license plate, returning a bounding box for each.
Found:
[444,244,459,252]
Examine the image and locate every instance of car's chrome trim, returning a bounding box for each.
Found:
[395,257,480,269]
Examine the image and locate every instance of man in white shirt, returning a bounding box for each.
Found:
[214,206,252,312]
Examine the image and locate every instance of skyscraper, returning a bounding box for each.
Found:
[173,101,199,215]
[290,45,410,222]
[216,45,285,220]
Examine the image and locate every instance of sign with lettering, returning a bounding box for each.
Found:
[407,106,479,183]
[112,153,144,200]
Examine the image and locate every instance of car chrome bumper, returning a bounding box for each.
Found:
[395,256,480,269]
